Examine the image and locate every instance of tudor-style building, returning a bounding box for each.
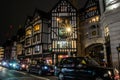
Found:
[31,9,51,63]
[51,0,77,64]
[24,9,51,64]
[79,0,106,66]
[24,16,33,63]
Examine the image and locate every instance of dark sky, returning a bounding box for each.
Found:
[0,0,86,45]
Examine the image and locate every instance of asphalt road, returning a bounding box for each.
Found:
[0,66,50,80]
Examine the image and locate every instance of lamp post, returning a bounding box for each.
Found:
[116,44,120,73]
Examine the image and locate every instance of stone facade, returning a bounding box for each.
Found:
[101,4,120,68]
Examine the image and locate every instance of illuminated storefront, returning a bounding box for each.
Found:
[51,0,77,64]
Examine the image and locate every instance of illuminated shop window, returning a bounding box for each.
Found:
[34,45,40,53]
[57,41,68,48]
[89,16,99,23]
[34,24,41,31]
[53,41,74,49]
[26,29,32,36]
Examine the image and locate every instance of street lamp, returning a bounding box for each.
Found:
[66,26,72,33]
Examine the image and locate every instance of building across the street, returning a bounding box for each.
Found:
[2,0,120,69]
[51,0,77,64]
[101,0,120,68]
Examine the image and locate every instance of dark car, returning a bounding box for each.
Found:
[19,60,29,71]
[8,59,21,70]
[27,60,54,75]
[19,63,29,70]
[55,57,117,80]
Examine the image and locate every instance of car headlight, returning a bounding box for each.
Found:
[103,71,112,77]
[2,62,7,66]
[9,63,12,66]
[13,63,16,67]
[108,71,112,76]
[43,66,48,70]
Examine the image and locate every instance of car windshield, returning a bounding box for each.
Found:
[75,57,100,66]
[9,60,19,63]
[85,58,100,66]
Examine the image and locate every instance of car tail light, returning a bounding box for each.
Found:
[21,64,25,68]
[114,68,120,80]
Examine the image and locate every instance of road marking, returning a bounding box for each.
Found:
[30,74,50,80]
[11,70,50,80]
[11,70,26,75]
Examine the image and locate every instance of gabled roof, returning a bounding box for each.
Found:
[24,16,33,27]
[50,0,77,13]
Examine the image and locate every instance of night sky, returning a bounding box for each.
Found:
[0,0,86,45]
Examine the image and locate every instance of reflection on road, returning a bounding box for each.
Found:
[0,66,49,80]
[5,77,39,80]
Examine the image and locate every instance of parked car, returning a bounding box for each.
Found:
[19,60,29,70]
[19,63,28,70]
[9,62,29,71]
[8,59,21,70]
[27,60,54,75]
[55,57,118,80]
[1,60,9,67]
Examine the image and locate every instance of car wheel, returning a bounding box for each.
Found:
[58,73,64,80]
[38,70,42,75]
[19,67,22,71]
[95,77,103,80]
[27,68,30,73]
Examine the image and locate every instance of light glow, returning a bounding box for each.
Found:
[22,64,25,68]
[66,27,72,33]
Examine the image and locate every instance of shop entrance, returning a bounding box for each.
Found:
[85,43,105,66]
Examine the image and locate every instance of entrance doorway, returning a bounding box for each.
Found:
[85,43,105,66]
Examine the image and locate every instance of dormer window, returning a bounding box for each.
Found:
[33,24,41,32]
[26,29,32,36]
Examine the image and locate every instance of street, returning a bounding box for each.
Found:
[0,66,57,80]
